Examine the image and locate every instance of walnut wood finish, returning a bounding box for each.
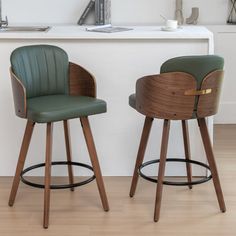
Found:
[63,120,74,191]
[80,117,109,212]
[8,120,35,206]
[10,68,27,118]
[198,118,226,213]
[181,120,193,189]
[129,117,153,197]
[197,70,224,118]
[154,119,171,222]
[43,123,53,229]
[136,72,196,120]
[69,62,96,97]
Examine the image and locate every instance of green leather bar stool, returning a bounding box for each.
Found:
[129,55,226,222]
[8,45,109,228]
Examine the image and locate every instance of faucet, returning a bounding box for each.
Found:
[0,0,8,28]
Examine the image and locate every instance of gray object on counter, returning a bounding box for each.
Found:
[186,7,199,25]
[95,0,111,25]
[104,0,111,24]
[86,25,132,33]
[78,0,95,25]
[0,0,8,28]
[95,0,100,25]
[227,0,236,24]
[175,0,184,25]
[77,0,111,26]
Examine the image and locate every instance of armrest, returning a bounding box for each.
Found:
[10,67,27,118]
[136,72,196,120]
[68,62,96,97]
[197,70,224,118]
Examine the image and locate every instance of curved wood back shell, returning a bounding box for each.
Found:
[135,71,224,120]
[136,72,196,120]
[69,62,96,97]
[10,68,27,118]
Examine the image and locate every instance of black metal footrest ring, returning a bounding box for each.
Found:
[138,158,212,186]
[20,161,96,189]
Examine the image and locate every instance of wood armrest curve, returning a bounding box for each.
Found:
[10,68,27,118]
[69,62,96,97]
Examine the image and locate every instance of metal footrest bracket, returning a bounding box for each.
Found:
[138,158,212,186]
[20,161,96,189]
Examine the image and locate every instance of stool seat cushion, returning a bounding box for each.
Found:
[27,95,106,123]
[129,94,136,109]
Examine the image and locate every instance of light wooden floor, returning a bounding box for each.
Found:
[0,125,236,236]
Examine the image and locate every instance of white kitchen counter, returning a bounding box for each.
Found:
[0,25,213,41]
[0,25,214,176]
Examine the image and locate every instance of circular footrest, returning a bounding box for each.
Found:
[138,158,212,186]
[20,161,96,189]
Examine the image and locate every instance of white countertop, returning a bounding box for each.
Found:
[0,25,213,40]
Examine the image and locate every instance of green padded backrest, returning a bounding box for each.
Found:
[160,55,224,89]
[11,45,69,98]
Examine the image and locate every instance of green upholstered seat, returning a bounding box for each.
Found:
[27,95,106,123]
[129,55,224,118]
[10,45,106,123]
[129,94,136,109]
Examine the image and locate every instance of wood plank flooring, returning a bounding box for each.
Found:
[0,125,236,235]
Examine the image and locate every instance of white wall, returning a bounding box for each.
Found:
[2,0,229,25]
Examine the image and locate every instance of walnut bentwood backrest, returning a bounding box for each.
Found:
[135,55,224,120]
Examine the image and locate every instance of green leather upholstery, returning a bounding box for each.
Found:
[129,55,224,118]
[11,45,69,98]
[27,95,106,123]
[11,45,107,123]
[160,55,224,89]
[129,94,136,109]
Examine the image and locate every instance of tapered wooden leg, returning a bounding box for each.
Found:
[63,120,74,191]
[198,118,226,213]
[43,123,53,229]
[182,120,193,189]
[129,117,154,197]
[80,117,109,211]
[8,120,35,206]
[154,119,170,222]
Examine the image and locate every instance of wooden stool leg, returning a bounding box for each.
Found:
[129,117,153,197]
[43,123,53,229]
[154,119,170,222]
[8,120,35,206]
[63,120,74,191]
[80,117,109,211]
[198,118,226,212]
[182,120,193,189]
